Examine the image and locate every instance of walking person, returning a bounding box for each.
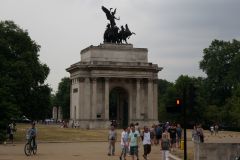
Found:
[176,124,182,148]
[210,125,214,135]
[197,124,204,143]
[108,125,117,156]
[155,124,163,145]
[214,124,219,135]
[142,126,151,160]
[161,133,170,160]
[192,125,198,142]
[168,123,177,151]
[128,125,140,160]
[119,127,129,160]
[7,123,14,144]
[150,124,156,144]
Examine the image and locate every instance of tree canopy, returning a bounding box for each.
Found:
[199,39,240,105]
[53,77,70,119]
[0,21,51,141]
[158,39,240,130]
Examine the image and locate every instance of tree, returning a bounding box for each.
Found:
[157,79,174,122]
[173,75,207,125]
[199,39,240,105]
[0,21,51,141]
[55,77,70,119]
[222,84,240,128]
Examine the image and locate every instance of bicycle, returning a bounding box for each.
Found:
[24,133,37,156]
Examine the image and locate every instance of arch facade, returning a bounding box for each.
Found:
[66,44,162,128]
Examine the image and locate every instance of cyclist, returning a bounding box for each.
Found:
[28,122,37,149]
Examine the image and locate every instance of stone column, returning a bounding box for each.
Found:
[84,77,91,119]
[153,80,158,120]
[79,78,84,119]
[147,79,153,119]
[70,80,73,120]
[129,80,133,121]
[52,106,57,120]
[58,107,62,121]
[136,79,140,120]
[104,78,109,120]
[92,78,97,119]
[75,78,79,120]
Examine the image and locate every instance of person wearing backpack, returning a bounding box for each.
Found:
[161,133,170,160]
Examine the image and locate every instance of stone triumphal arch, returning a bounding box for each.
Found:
[66,43,162,128]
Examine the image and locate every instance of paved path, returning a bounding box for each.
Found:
[0,142,175,160]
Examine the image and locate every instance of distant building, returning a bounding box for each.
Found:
[52,106,62,122]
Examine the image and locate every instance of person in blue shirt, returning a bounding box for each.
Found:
[128,125,140,160]
[28,122,37,148]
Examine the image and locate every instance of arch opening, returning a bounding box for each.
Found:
[109,87,129,128]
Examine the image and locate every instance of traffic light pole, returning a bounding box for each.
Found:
[183,88,187,160]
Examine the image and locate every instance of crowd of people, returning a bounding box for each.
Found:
[107,122,183,160]
[191,124,205,143]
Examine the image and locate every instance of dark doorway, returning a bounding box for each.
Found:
[109,87,128,128]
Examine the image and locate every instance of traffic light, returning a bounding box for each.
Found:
[166,98,182,113]
[176,99,182,107]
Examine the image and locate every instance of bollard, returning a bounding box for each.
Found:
[180,140,184,150]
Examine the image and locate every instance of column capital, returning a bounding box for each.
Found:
[153,79,158,83]
[136,78,141,83]
[78,77,85,82]
[148,78,153,82]
[84,77,90,81]
[91,77,97,82]
[105,77,110,81]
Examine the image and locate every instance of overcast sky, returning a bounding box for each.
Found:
[1,0,240,92]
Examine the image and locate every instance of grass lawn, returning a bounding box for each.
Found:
[14,123,109,142]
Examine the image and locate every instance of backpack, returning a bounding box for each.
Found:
[161,139,170,150]
[156,127,162,136]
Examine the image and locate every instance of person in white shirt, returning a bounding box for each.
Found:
[108,125,117,156]
[142,126,151,160]
[119,127,129,160]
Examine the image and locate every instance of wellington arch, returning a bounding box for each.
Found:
[66,43,162,128]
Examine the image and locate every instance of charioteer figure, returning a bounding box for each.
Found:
[101,6,135,44]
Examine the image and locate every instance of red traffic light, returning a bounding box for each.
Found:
[176,99,181,106]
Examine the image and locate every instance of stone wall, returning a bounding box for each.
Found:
[194,142,240,160]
